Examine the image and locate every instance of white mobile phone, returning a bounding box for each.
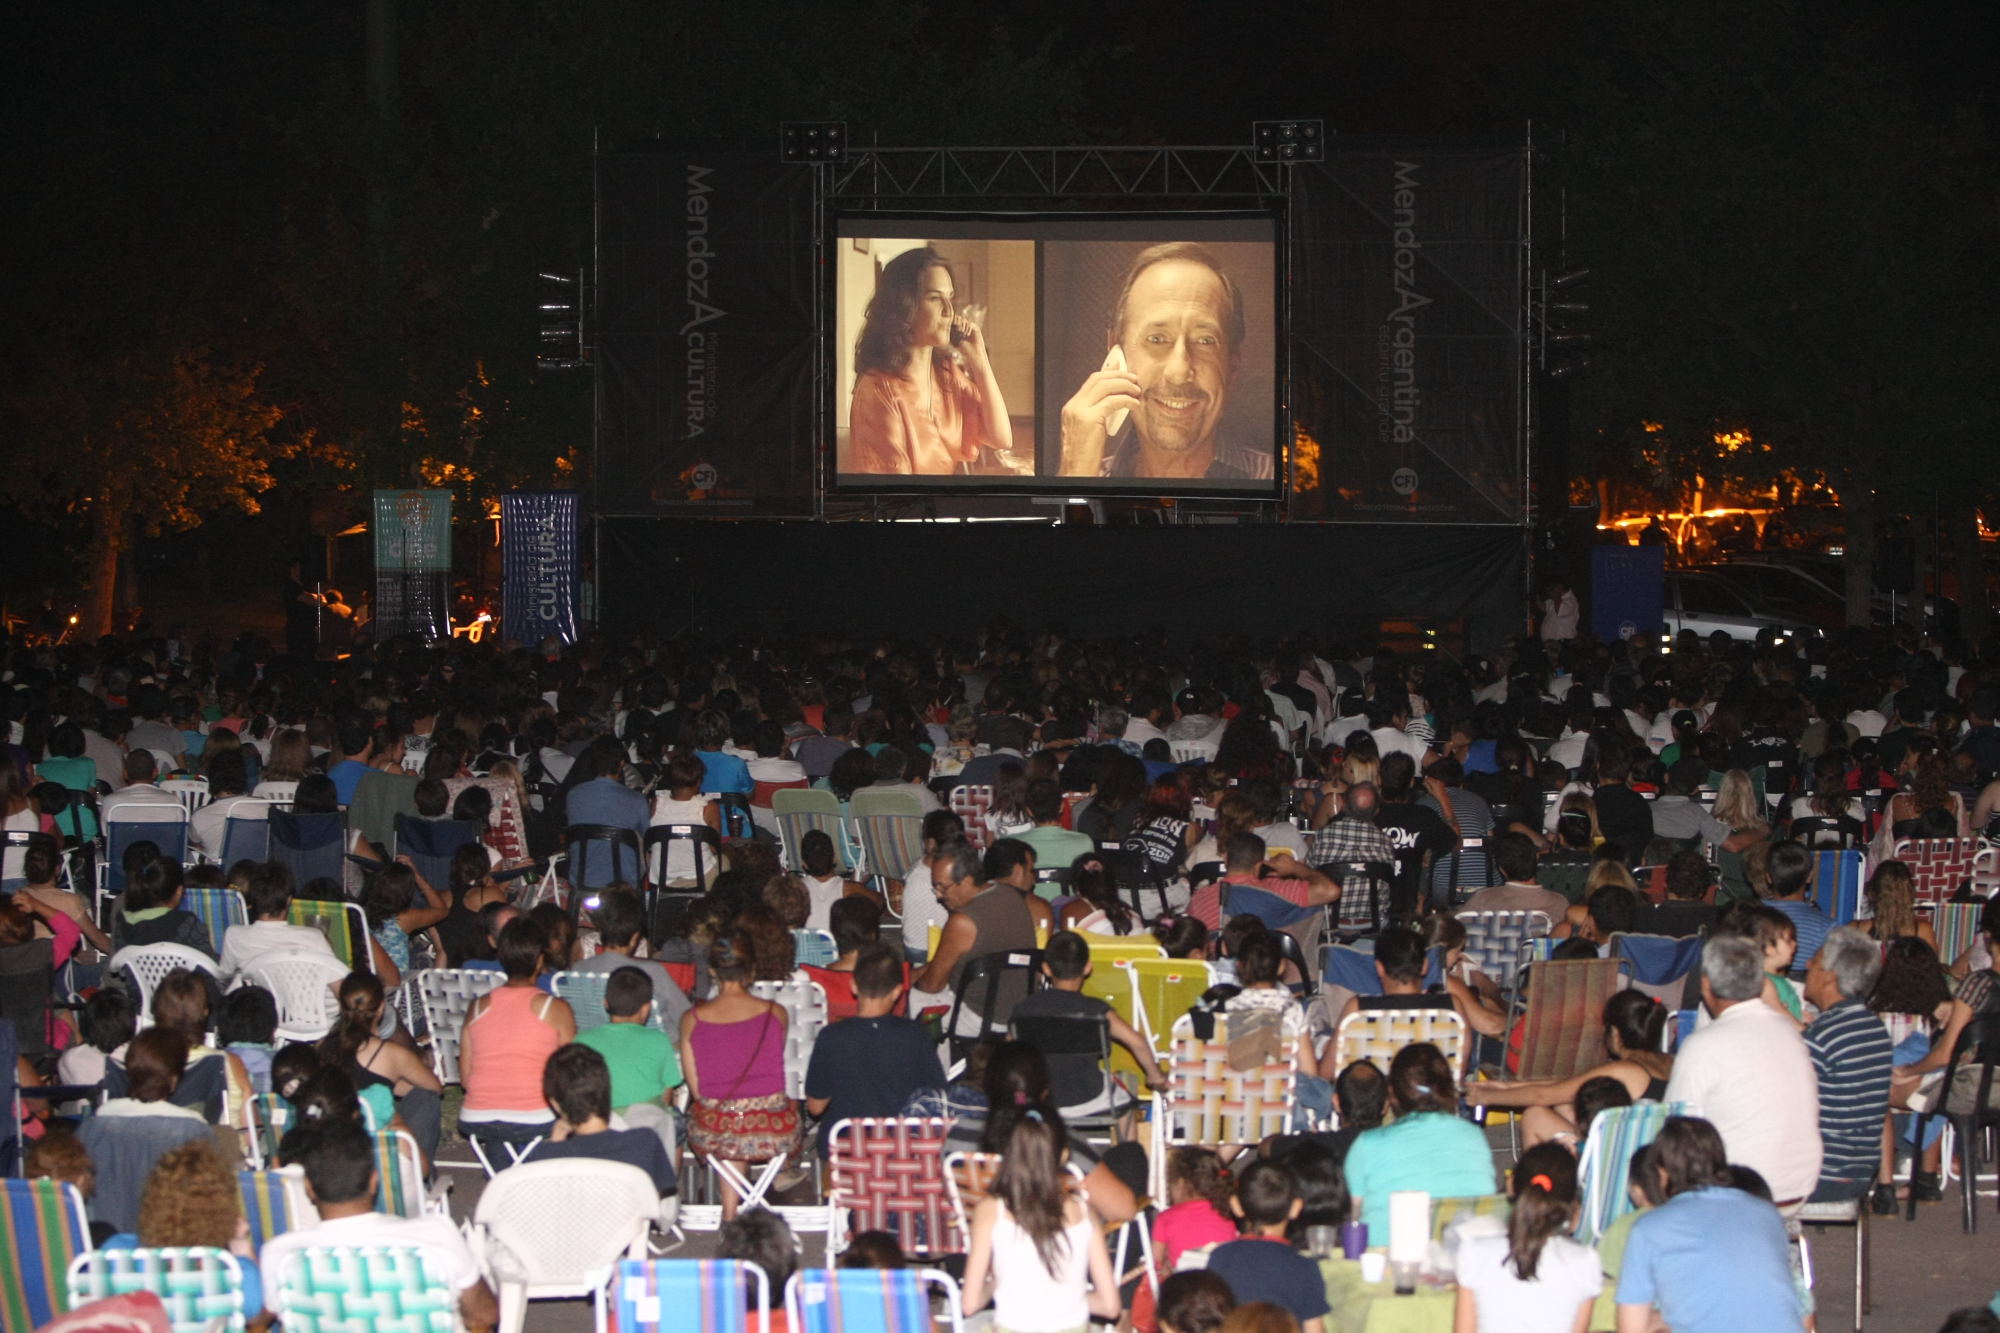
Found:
[1101,344,1130,437]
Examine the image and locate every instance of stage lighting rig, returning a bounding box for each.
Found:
[780,122,847,164]
[1542,267,1592,379]
[535,268,585,372]
[1252,119,1324,164]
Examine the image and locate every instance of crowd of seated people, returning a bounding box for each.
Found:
[4,616,1998,1331]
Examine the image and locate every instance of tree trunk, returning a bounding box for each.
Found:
[1950,493,1992,648]
[84,505,123,640]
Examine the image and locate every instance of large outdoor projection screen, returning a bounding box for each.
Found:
[833,214,1279,496]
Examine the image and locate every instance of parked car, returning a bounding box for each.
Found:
[1662,570,1822,644]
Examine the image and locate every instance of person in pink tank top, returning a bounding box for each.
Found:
[682,927,800,1220]
[460,916,575,1161]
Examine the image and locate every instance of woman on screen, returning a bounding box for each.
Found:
[850,246,1013,475]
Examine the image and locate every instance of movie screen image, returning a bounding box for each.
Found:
[834,215,1277,495]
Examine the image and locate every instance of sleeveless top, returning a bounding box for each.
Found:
[950,887,1038,992]
[689,1007,787,1101]
[989,1203,1094,1332]
[650,793,716,882]
[461,986,561,1120]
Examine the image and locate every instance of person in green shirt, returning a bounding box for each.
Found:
[575,965,683,1156]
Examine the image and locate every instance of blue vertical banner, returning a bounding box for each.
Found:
[1591,543,1666,643]
[501,492,581,646]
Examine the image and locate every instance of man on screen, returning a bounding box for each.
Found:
[1056,242,1272,482]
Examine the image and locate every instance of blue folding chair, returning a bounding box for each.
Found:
[597,1258,770,1333]
[269,811,347,888]
[1807,849,1866,925]
[786,1268,963,1333]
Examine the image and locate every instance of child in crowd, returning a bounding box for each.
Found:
[27,1131,115,1245]
[574,965,682,1155]
[219,985,280,1094]
[716,1208,798,1330]
[1751,906,1803,1020]
[56,989,134,1092]
[1133,1148,1239,1333]
[1157,1271,1236,1333]
[960,1112,1121,1330]
[1453,1142,1603,1333]
[1201,1157,1328,1333]
[837,1231,908,1269]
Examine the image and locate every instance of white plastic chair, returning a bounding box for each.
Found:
[240,951,351,1042]
[474,1158,663,1333]
[749,976,829,1102]
[159,776,214,819]
[107,943,223,1027]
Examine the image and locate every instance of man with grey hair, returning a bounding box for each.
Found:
[908,837,1036,1032]
[1801,925,1895,1207]
[1664,934,1822,1209]
[1095,704,1141,757]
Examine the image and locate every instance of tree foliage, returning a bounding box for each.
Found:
[1557,1,1997,624]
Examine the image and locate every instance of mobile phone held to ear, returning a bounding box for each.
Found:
[1102,344,1130,437]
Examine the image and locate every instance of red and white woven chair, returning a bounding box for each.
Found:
[823,1118,960,1260]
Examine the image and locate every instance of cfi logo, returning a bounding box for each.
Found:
[1390,467,1419,497]
[690,463,719,490]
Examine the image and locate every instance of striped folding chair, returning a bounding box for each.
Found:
[1,1177,91,1330]
[273,1245,456,1333]
[239,1166,319,1252]
[1151,1014,1297,1200]
[550,970,674,1035]
[824,1118,961,1260]
[850,789,927,888]
[67,1246,246,1333]
[1513,958,1629,1082]
[1891,838,1982,911]
[179,887,250,954]
[596,1258,769,1333]
[248,1091,294,1168]
[1808,849,1867,925]
[1457,910,1554,993]
[749,976,829,1103]
[373,1130,444,1219]
[1932,902,1987,972]
[287,899,370,972]
[773,790,852,874]
[787,1267,964,1333]
[791,929,839,969]
[415,968,505,1084]
[1574,1101,1687,1243]
[1331,1007,1468,1080]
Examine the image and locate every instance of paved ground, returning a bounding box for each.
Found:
[433,1125,1999,1332]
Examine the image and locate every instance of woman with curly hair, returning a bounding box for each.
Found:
[103,1140,264,1320]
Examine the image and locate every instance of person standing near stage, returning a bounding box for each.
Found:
[849,247,1013,475]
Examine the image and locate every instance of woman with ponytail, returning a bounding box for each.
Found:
[316,970,444,1160]
[960,1111,1120,1331]
[1452,1142,1600,1332]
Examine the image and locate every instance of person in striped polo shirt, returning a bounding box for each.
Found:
[1801,925,1895,1207]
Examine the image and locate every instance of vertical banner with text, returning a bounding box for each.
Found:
[501,492,580,646]
[372,489,453,640]
[1290,138,1527,522]
[595,148,816,516]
